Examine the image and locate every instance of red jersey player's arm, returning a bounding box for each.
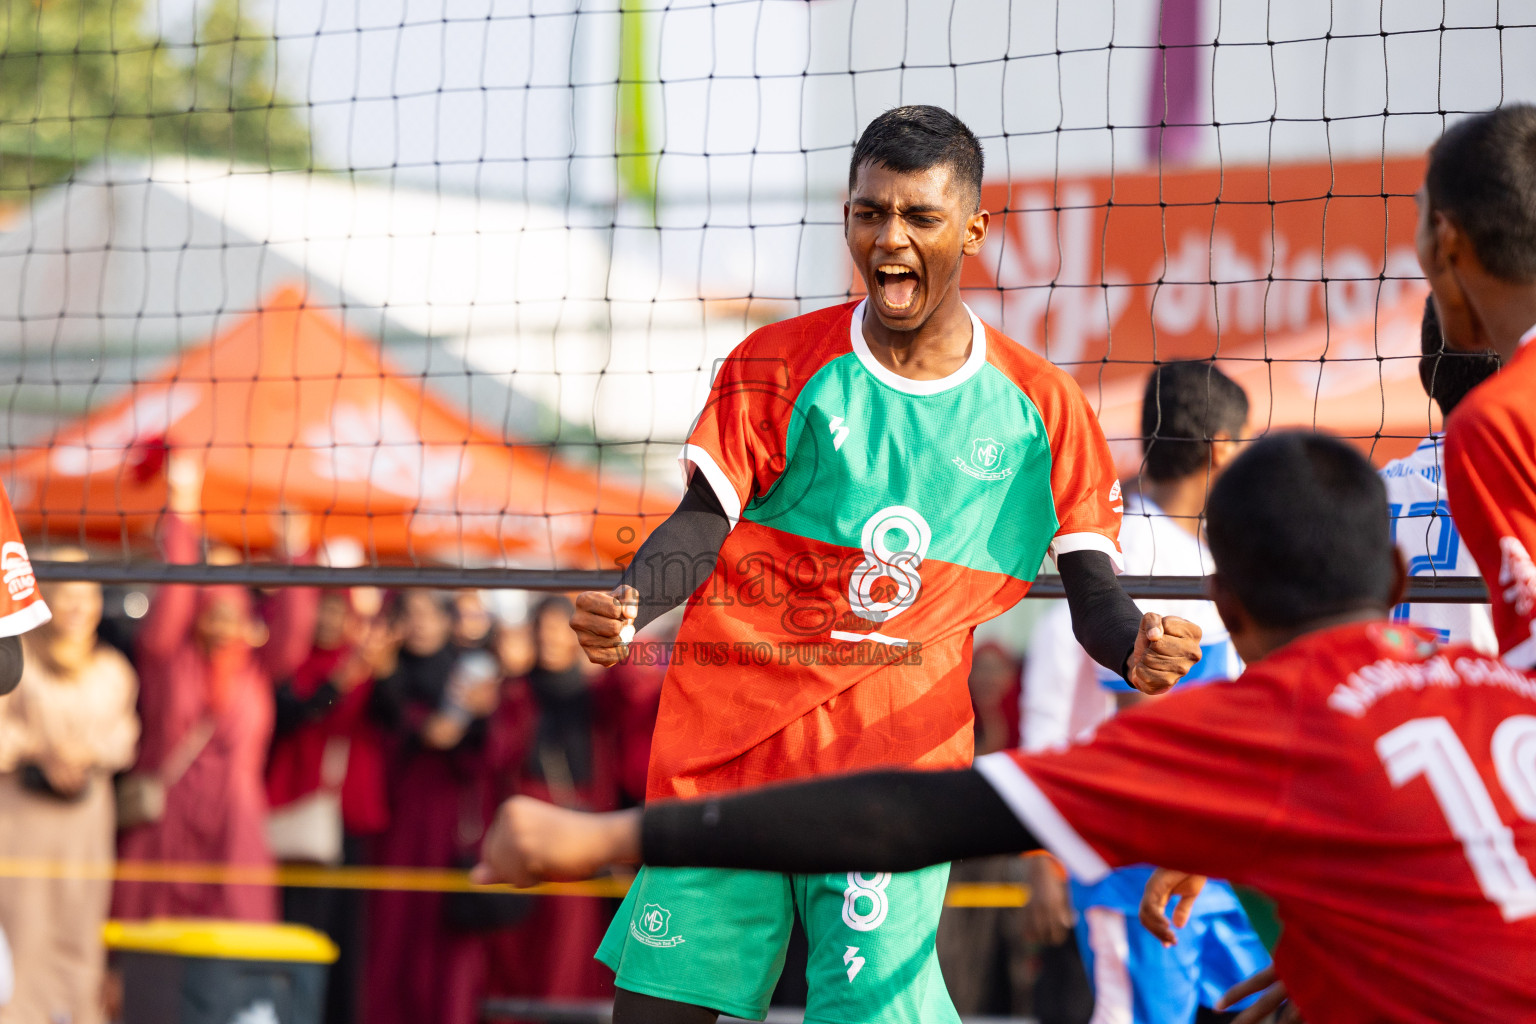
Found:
[639,767,1038,874]
[476,767,1033,886]
[636,675,1290,879]
[978,674,1294,883]
[1445,403,1536,666]
[478,678,1288,883]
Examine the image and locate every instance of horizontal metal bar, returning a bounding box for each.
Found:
[1026,575,1488,603]
[28,562,1491,603]
[1027,574,1489,603]
[30,561,623,591]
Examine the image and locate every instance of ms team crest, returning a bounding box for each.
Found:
[630,903,686,948]
[954,437,1013,481]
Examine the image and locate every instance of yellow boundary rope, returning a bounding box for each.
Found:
[0,859,1031,906]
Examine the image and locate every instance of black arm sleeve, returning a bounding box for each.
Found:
[1057,549,1143,683]
[0,636,21,696]
[619,474,732,632]
[641,768,1039,874]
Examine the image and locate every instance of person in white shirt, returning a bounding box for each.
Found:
[1021,601,1109,754]
[1378,297,1501,653]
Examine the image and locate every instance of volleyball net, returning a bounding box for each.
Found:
[0,0,1523,600]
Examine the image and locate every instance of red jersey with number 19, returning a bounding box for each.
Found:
[1445,325,1536,667]
[647,300,1122,800]
[977,622,1536,1024]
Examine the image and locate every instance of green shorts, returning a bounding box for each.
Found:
[595,864,959,1024]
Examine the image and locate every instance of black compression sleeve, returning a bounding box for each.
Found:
[619,475,732,633]
[1057,549,1143,682]
[0,636,20,696]
[641,768,1039,874]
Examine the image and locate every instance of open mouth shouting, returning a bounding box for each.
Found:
[874,263,920,313]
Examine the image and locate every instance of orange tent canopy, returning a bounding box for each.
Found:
[2,287,672,569]
[1084,289,1440,475]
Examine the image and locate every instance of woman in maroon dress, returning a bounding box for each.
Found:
[266,588,392,1024]
[114,461,318,921]
[362,590,504,1024]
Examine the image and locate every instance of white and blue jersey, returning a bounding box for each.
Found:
[1380,434,1496,653]
[1072,494,1269,1024]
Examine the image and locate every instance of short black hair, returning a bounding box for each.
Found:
[849,105,984,211]
[1140,360,1250,482]
[1425,104,1536,283]
[1207,432,1395,628]
[1417,295,1501,417]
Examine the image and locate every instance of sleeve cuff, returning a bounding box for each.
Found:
[1049,531,1125,572]
[974,752,1112,884]
[678,444,743,526]
[0,600,51,638]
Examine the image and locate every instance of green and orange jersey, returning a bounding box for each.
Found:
[647,299,1123,800]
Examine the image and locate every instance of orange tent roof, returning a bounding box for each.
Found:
[2,287,672,569]
[1083,289,1441,475]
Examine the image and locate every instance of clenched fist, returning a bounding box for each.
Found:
[472,796,641,888]
[570,585,640,667]
[1126,612,1203,695]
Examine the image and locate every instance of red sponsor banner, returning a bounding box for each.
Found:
[962,156,1427,383]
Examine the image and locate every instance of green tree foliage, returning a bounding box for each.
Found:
[0,0,311,196]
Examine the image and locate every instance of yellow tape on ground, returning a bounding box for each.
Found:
[0,859,1031,906]
[941,882,1031,908]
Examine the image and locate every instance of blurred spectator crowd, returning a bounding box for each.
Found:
[0,524,1075,1024]
[0,504,666,1024]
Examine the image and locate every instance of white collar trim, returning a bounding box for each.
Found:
[849,299,988,396]
[1519,323,1536,351]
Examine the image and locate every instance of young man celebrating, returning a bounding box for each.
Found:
[479,432,1536,1024]
[1417,104,1536,667]
[568,105,1201,1023]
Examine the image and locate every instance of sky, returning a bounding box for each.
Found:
[145,0,1536,204]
